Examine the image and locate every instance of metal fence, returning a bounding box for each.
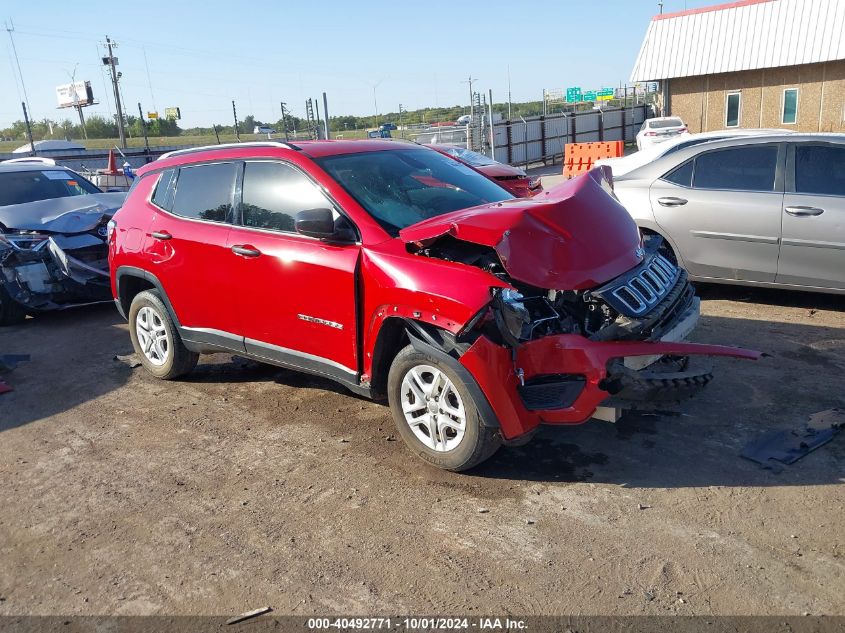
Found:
[0,145,192,173]
[493,104,650,166]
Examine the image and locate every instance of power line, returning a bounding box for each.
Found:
[143,47,157,111]
[4,19,32,118]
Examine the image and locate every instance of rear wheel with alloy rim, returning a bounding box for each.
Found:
[388,345,501,471]
[128,290,198,379]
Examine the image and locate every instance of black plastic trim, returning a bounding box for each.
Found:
[517,375,586,411]
[406,330,500,430]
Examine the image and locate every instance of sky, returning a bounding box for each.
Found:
[1,0,716,129]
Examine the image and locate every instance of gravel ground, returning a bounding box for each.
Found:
[1,285,843,617]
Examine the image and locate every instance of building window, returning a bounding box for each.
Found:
[725,92,741,127]
[782,89,799,124]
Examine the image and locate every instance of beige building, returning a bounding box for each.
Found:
[631,0,845,133]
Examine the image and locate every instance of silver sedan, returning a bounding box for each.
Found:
[613,134,845,295]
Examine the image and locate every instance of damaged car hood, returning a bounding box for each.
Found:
[399,168,643,290]
[0,192,125,233]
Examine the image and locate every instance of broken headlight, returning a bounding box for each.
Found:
[0,232,50,251]
[493,288,530,344]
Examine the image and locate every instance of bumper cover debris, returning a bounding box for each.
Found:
[459,333,762,440]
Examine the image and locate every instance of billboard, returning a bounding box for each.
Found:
[164,107,181,120]
[56,81,94,108]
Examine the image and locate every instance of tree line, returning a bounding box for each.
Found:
[1,98,593,144]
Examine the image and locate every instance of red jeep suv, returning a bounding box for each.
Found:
[109,140,759,471]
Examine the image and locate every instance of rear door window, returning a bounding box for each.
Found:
[794,144,845,197]
[692,146,778,192]
[171,162,236,222]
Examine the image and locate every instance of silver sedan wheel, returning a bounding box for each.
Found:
[400,364,466,452]
[135,305,169,366]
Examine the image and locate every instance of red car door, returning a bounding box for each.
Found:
[227,160,360,378]
[144,162,243,347]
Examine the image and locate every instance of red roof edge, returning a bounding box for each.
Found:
[653,0,775,21]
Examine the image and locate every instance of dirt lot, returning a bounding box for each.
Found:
[1,285,843,617]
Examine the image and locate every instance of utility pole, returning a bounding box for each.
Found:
[488,89,495,159]
[322,92,330,140]
[280,101,290,140]
[658,2,664,14]
[232,100,240,141]
[315,99,322,140]
[21,102,35,155]
[507,65,512,121]
[103,37,127,148]
[399,104,405,138]
[137,103,150,156]
[371,80,384,129]
[461,76,476,119]
[5,21,32,121]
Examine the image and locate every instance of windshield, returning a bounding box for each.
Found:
[0,169,100,206]
[649,118,684,129]
[315,148,513,235]
[436,146,496,167]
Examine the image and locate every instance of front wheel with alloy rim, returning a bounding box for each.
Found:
[387,345,501,471]
[128,290,198,379]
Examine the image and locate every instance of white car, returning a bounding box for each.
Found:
[636,117,688,150]
[599,129,791,177]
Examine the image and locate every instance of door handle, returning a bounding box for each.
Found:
[785,206,824,217]
[151,230,172,240]
[231,244,261,258]
[657,197,688,207]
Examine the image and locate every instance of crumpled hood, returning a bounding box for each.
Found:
[399,167,643,290]
[0,192,125,233]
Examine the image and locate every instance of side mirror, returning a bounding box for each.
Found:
[295,208,335,239]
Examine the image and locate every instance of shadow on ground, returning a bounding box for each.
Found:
[2,291,843,489]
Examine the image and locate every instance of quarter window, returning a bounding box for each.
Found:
[240,161,335,233]
[782,89,798,124]
[171,163,236,222]
[663,160,694,187]
[725,92,741,128]
[693,146,778,192]
[151,169,175,210]
[795,145,845,196]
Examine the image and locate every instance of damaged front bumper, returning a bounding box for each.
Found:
[458,328,762,441]
[0,233,111,312]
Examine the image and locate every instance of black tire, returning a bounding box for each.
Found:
[0,285,27,326]
[615,356,713,402]
[128,290,198,380]
[387,344,501,471]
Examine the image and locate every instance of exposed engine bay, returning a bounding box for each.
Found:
[411,234,695,347]
[409,232,710,410]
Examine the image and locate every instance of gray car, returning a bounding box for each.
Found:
[0,159,125,324]
[613,134,845,295]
